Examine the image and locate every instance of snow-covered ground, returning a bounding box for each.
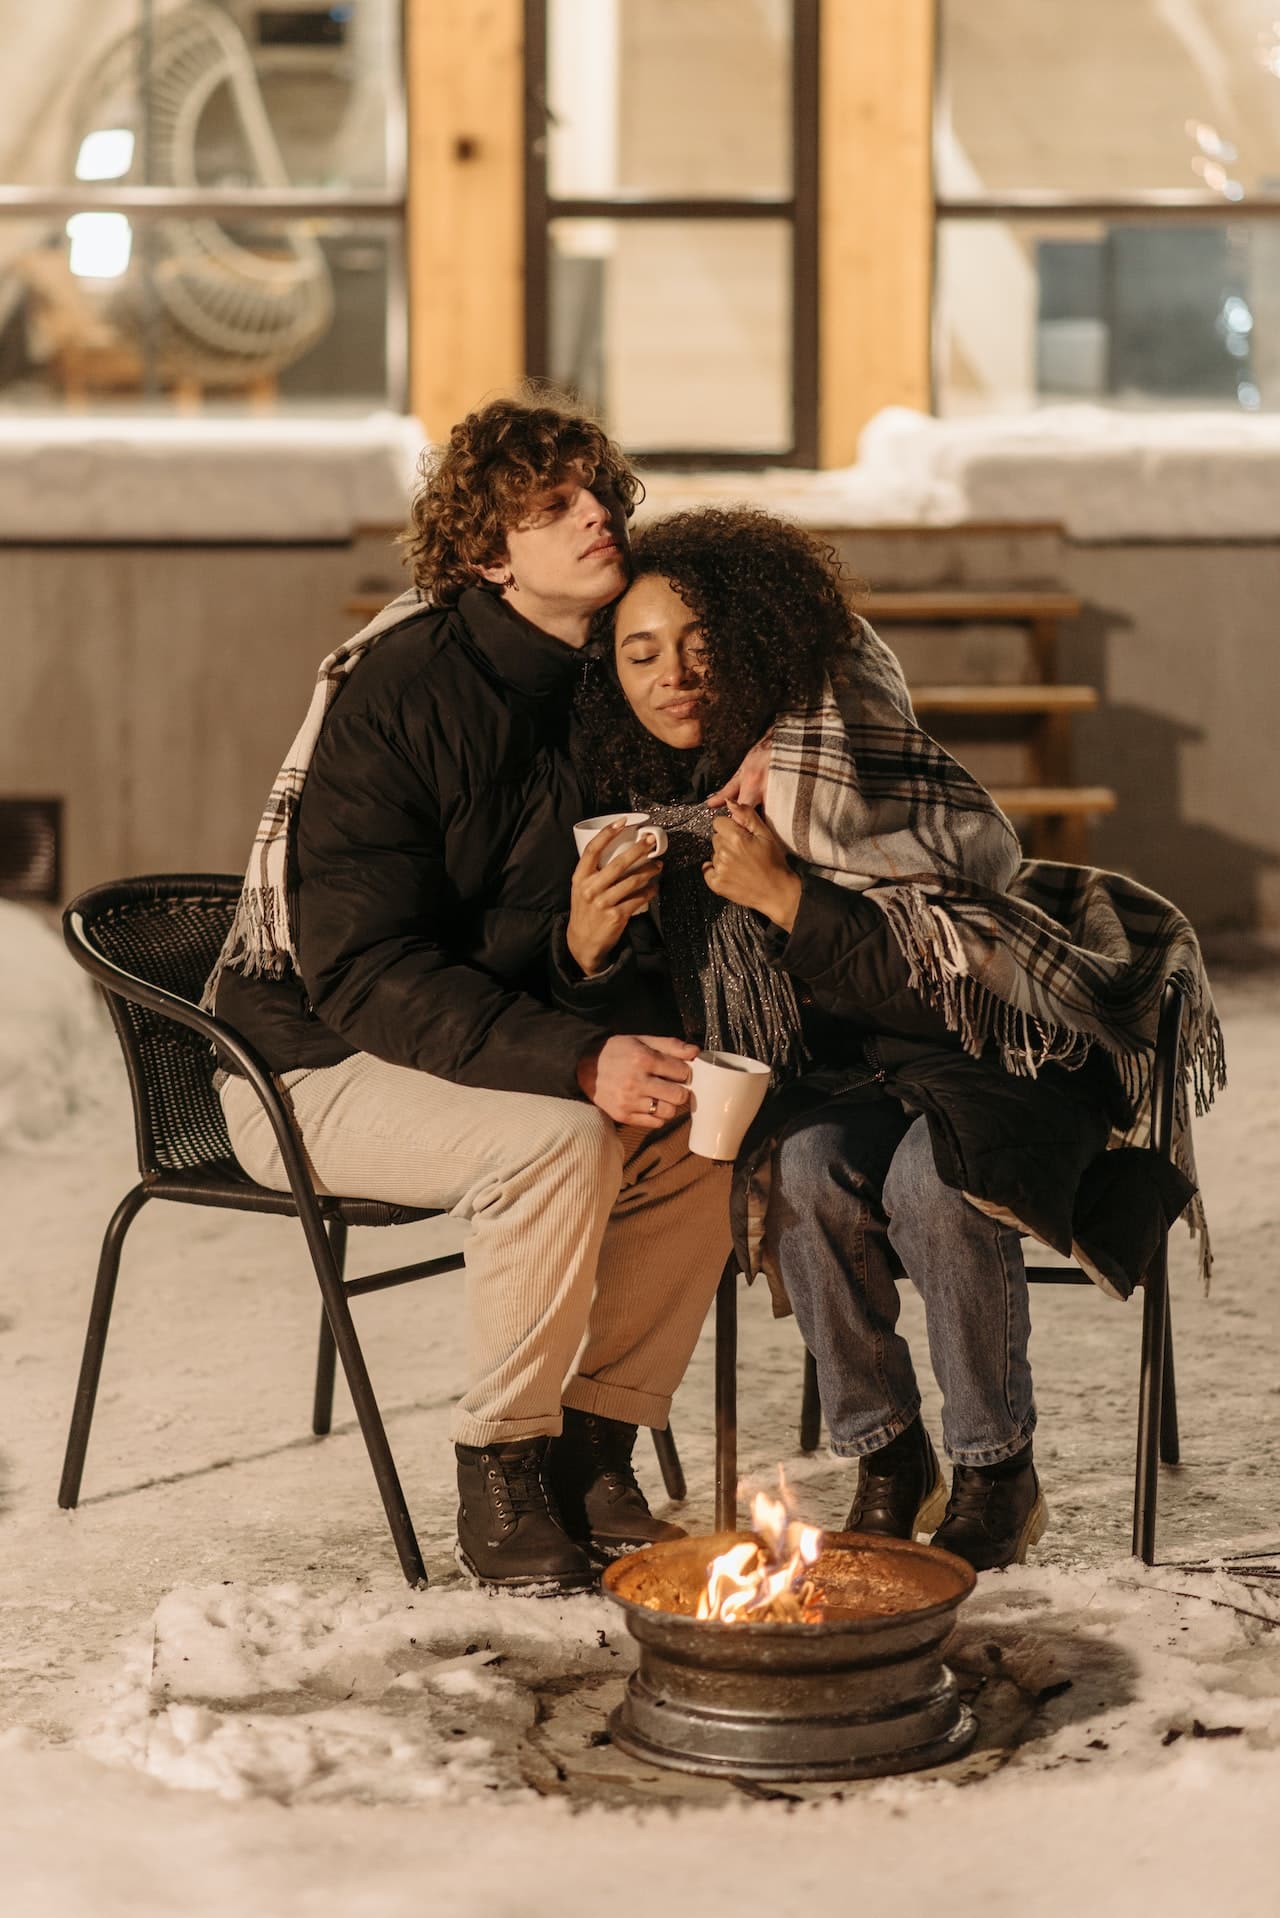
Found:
[2,904,1279,1917]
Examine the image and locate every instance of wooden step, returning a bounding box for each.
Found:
[341,586,1086,628]
[912,684,1098,716]
[989,786,1116,817]
[865,588,1081,623]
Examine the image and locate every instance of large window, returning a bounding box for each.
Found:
[935,0,1280,414]
[0,0,405,414]
[524,0,818,464]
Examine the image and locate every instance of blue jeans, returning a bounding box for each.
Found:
[772,1095,1035,1466]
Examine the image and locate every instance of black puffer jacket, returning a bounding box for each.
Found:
[217,588,671,1095]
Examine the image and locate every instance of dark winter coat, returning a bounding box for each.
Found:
[553,862,1192,1306]
[216,588,674,1094]
[733,873,1194,1308]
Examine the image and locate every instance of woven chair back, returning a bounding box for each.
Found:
[73,876,242,1178]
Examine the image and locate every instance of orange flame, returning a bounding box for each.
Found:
[696,1469,824,1624]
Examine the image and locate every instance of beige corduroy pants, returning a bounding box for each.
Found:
[220,1053,733,1446]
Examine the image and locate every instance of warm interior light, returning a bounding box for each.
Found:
[74,128,136,182]
[66,213,133,280]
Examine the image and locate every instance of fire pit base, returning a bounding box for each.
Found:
[607,1698,976,1785]
[603,1531,979,1785]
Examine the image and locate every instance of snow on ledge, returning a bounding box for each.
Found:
[640,405,1280,543]
[5,403,1280,545]
[0,411,428,543]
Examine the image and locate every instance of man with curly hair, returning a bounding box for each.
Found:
[207,395,731,1592]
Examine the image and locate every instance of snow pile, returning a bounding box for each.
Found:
[641,404,1280,542]
[858,405,1280,543]
[943,1557,1280,1779]
[82,1578,626,1806]
[636,449,968,530]
[73,1556,1280,1814]
[0,412,426,542]
[0,901,123,1150]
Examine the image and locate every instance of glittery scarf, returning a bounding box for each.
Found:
[635,800,807,1086]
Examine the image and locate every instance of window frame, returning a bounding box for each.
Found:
[522,0,820,467]
[930,0,1280,411]
[0,0,410,413]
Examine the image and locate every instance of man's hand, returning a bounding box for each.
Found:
[705,730,773,810]
[703,799,802,930]
[567,820,663,977]
[575,1033,697,1128]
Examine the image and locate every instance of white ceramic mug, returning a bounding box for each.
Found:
[572,811,668,865]
[687,1049,771,1161]
[573,815,668,916]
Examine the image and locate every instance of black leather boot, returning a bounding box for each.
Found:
[547,1408,686,1561]
[455,1438,597,1592]
[844,1416,947,1539]
[930,1441,1048,1571]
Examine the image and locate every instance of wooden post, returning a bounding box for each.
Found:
[819,0,935,467]
[405,0,525,439]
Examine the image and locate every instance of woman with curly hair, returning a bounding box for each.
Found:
[566,506,1216,1572]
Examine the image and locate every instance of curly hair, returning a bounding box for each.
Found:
[401,388,643,604]
[575,507,863,804]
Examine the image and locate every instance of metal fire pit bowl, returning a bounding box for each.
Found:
[602,1530,978,1783]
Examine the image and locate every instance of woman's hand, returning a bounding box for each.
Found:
[706,730,773,810]
[575,1034,697,1128]
[567,820,663,976]
[703,800,802,930]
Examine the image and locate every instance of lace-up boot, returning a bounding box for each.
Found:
[455,1438,597,1591]
[930,1440,1047,1571]
[844,1415,947,1539]
[547,1408,686,1561]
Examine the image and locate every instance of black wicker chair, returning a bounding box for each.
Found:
[60,873,686,1587]
[712,980,1187,1566]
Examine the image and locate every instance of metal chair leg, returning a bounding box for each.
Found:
[714,1260,738,1532]
[1132,1244,1170,1566]
[799,1347,822,1453]
[1131,978,1186,1564]
[1159,1291,1179,1466]
[294,1205,427,1587]
[311,1218,346,1437]
[59,1183,150,1509]
[650,1424,686,1502]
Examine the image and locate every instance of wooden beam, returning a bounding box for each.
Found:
[911,685,1099,716]
[819,0,935,467]
[405,0,525,439]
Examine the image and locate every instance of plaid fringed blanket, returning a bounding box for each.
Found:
[763,619,1226,1276]
[201,589,426,1012]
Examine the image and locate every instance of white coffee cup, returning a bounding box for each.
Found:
[687,1049,771,1161]
[573,811,668,865]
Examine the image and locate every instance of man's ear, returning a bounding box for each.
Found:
[475,550,511,587]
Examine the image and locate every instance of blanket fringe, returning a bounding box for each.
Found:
[870,884,1225,1292]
